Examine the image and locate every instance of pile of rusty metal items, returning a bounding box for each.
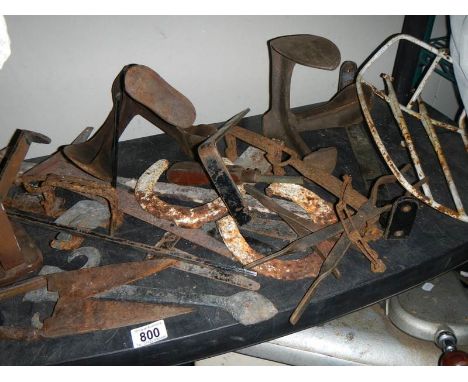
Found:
[0,33,466,342]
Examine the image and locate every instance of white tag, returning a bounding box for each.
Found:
[130,320,168,349]
[422,282,434,292]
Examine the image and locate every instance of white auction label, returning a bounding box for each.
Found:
[130,320,168,349]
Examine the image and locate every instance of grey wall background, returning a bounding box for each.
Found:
[0,16,410,158]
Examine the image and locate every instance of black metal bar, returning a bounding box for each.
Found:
[392,15,434,103]
[7,210,257,277]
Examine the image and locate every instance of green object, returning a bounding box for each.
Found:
[412,16,456,88]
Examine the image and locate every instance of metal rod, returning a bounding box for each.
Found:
[407,55,442,109]
[244,220,345,270]
[366,81,460,132]
[289,232,351,325]
[418,99,465,215]
[255,174,303,184]
[7,210,257,277]
[383,73,433,199]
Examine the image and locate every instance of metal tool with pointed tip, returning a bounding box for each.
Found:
[7,209,257,277]
[99,285,278,326]
[0,258,193,340]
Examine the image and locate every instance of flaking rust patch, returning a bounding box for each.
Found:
[217,215,332,280]
[266,183,337,227]
[135,159,228,228]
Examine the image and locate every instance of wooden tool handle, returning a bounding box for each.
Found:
[439,350,468,366]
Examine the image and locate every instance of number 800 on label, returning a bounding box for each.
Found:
[131,320,168,348]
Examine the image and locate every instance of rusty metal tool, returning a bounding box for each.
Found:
[289,197,386,325]
[135,159,304,233]
[0,258,193,340]
[225,126,369,210]
[99,286,278,326]
[62,64,216,183]
[20,150,237,260]
[0,258,173,303]
[243,173,394,272]
[243,200,390,271]
[134,163,297,240]
[289,231,351,325]
[198,108,251,226]
[19,148,236,261]
[244,184,341,279]
[0,126,93,176]
[300,60,371,132]
[148,232,260,291]
[262,35,374,160]
[125,176,312,219]
[264,183,338,227]
[244,184,322,234]
[135,159,229,228]
[7,209,257,277]
[293,83,373,134]
[222,126,390,282]
[216,214,333,280]
[262,34,340,155]
[166,161,303,186]
[23,246,102,303]
[243,218,345,270]
[23,173,123,235]
[0,130,51,287]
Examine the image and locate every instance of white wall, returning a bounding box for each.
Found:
[0,16,405,158]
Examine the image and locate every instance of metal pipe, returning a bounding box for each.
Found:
[418,99,465,215]
[383,73,433,199]
[7,210,257,277]
[406,55,442,109]
[366,81,460,132]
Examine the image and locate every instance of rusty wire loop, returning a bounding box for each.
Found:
[356,33,468,222]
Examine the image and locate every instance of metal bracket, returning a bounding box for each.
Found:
[383,196,419,239]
